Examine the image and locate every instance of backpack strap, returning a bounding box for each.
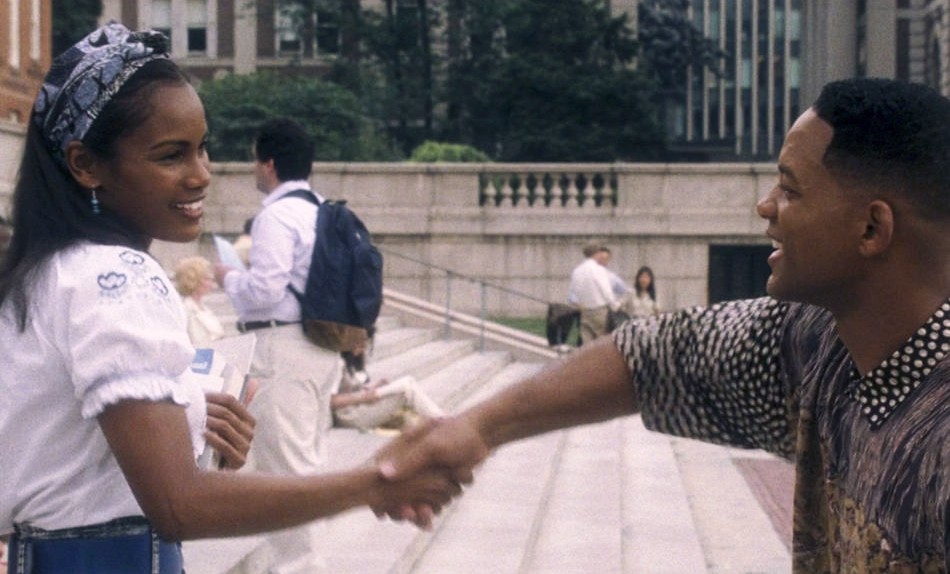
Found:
[278,189,321,302]
[279,188,321,206]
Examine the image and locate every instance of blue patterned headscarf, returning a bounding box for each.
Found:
[32,22,170,168]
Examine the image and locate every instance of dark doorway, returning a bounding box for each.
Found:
[708,244,773,303]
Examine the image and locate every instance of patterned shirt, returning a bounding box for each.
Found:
[613,297,950,572]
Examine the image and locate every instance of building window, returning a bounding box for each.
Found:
[276,3,303,55]
[708,244,772,303]
[187,0,208,54]
[151,0,172,44]
[316,9,340,54]
[275,1,340,57]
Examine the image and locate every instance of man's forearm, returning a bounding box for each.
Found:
[470,336,637,450]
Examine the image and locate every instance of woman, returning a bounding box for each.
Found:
[0,23,458,573]
[629,266,660,317]
[174,256,225,346]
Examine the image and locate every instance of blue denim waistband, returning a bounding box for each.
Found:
[8,516,182,573]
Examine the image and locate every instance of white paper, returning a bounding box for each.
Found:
[191,333,257,468]
[213,234,246,270]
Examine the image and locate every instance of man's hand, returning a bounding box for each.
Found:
[377,415,489,486]
[204,391,255,470]
[213,263,233,287]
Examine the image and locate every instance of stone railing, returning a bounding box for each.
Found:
[477,166,619,208]
[0,131,777,315]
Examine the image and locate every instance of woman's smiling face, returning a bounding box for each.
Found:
[91,82,211,244]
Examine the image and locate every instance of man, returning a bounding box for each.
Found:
[215,117,341,574]
[567,242,622,343]
[379,78,950,571]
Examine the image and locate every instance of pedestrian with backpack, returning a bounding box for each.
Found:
[214,117,342,573]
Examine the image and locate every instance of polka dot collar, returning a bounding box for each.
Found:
[849,299,950,428]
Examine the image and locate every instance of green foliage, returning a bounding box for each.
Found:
[409,141,491,163]
[445,0,666,161]
[198,72,400,162]
[52,0,102,56]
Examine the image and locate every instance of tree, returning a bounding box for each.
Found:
[637,0,725,95]
[52,0,102,56]
[444,0,665,161]
[360,0,442,154]
[198,72,398,162]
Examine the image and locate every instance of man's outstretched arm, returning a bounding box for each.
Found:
[377,336,636,483]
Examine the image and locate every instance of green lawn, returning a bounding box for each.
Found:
[491,316,547,338]
[491,316,580,347]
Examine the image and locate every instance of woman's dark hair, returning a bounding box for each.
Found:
[812,78,950,220]
[0,58,190,329]
[634,266,656,301]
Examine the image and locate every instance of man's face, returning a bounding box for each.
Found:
[756,109,871,309]
[252,147,274,194]
[593,251,611,266]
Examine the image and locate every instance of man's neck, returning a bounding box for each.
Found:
[834,282,949,374]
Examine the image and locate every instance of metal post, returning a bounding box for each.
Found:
[479,281,487,352]
[443,271,453,340]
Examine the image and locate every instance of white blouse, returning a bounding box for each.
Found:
[0,243,207,534]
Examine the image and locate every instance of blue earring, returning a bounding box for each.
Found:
[90,188,101,215]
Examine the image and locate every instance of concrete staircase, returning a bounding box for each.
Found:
[183,291,794,574]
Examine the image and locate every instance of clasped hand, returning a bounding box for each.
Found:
[370,415,491,528]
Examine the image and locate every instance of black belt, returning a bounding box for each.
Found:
[237,319,300,333]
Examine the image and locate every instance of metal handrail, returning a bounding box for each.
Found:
[378,245,553,352]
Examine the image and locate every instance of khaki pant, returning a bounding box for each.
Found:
[242,324,342,574]
[579,305,610,344]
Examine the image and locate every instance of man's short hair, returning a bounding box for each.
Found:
[583,242,609,258]
[254,117,315,182]
[812,78,950,220]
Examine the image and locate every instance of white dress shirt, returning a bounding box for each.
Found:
[0,243,206,534]
[568,257,619,310]
[223,181,325,323]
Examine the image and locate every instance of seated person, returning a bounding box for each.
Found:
[331,340,444,432]
[174,256,225,347]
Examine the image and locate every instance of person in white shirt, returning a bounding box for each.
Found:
[567,242,622,344]
[174,256,225,347]
[2,25,457,574]
[213,118,344,573]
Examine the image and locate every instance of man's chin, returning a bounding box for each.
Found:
[764,276,789,301]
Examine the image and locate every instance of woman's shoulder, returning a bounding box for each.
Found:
[46,243,175,302]
[56,242,153,266]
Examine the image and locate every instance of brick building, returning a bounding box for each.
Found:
[0,0,52,124]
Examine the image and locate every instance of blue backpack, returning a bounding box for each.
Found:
[281,190,383,351]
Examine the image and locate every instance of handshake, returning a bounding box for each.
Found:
[369,413,491,530]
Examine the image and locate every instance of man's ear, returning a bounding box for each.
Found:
[859,200,894,257]
[64,141,102,189]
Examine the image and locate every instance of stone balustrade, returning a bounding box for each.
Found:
[0,121,778,317]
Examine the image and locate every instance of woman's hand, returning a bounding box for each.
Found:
[204,392,255,470]
[367,464,463,531]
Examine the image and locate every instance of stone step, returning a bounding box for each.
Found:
[181,307,793,574]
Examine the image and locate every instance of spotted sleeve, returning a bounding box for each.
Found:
[612,297,826,459]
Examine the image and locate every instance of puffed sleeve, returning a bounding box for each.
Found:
[41,245,197,419]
